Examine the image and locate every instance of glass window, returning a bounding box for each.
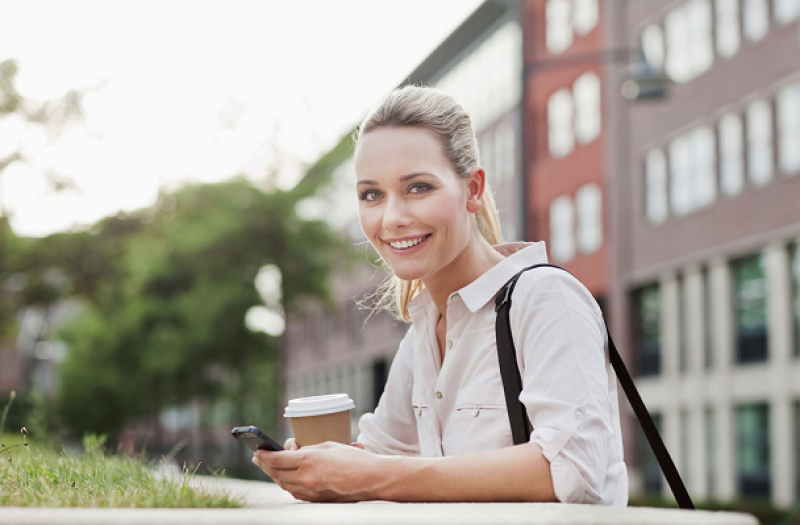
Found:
[720,112,745,197]
[549,195,575,262]
[574,72,602,144]
[736,403,771,498]
[576,183,603,254]
[640,412,664,493]
[670,134,694,215]
[776,82,800,175]
[573,0,599,35]
[732,253,769,363]
[480,131,496,183]
[743,0,770,41]
[546,0,573,54]
[645,149,669,224]
[642,24,666,69]
[791,242,800,357]
[774,0,800,23]
[665,0,714,83]
[703,267,714,369]
[706,406,716,496]
[679,275,689,372]
[496,123,516,183]
[548,89,575,158]
[694,126,718,208]
[746,99,774,186]
[716,0,741,58]
[634,284,662,376]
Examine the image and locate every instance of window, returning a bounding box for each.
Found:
[791,242,800,357]
[706,406,716,496]
[645,149,669,224]
[680,410,691,481]
[746,100,774,186]
[665,0,714,83]
[732,253,769,363]
[634,284,662,376]
[546,0,573,54]
[795,401,800,500]
[549,196,575,262]
[640,412,664,493]
[703,267,714,368]
[548,89,575,157]
[774,0,800,23]
[573,0,599,35]
[669,126,717,215]
[679,275,689,372]
[736,403,771,498]
[495,122,516,183]
[574,72,601,144]
[719,112,745,196]
[642,24,666,69]
[743,0,770,42]
[776,82,800,175]
[576,183,603,254]
[716,0,741,58]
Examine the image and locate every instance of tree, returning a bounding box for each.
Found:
[55,179,346,442]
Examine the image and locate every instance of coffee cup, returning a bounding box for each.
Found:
[284,393,355,447]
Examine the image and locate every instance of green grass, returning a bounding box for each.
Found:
[0,433,242,508]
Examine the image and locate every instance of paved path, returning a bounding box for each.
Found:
[0,477,760,525]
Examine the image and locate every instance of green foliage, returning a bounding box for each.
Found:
[0,435,241,508]
[629,494,798,525]
[54,179,346,439]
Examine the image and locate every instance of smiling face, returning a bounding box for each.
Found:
[354,126,482,283]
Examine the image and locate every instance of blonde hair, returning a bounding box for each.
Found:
[355,86,503,322]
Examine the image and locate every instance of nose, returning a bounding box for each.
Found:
[382,193,412,232]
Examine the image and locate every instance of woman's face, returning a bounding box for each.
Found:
[354,126,482,282]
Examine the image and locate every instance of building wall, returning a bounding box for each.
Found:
[608,0,800,506]
[523,0,609,298]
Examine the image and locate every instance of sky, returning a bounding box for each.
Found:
[0,0,483,238]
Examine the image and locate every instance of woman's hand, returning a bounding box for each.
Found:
[253,441,375,502]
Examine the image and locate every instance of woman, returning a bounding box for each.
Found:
[253,86,627,505]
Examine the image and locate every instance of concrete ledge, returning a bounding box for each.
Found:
[0,478,760,525]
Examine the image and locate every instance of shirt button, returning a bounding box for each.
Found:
[436,391,443,399]
[575,409,584,420]
[472,408,479,417]
[446,340,453,349]
[451,293,460,302]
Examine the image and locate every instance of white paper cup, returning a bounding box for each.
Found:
[284,394,355,446]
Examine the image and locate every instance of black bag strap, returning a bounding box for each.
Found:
[494,263,695,510]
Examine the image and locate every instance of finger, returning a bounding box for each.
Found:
[284,438,299,450]
[265,449,304,470]
[351,442,366,450]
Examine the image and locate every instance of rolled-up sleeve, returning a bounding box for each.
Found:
[357,327,421,456]
[510,269,615,504]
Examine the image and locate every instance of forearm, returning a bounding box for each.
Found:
[369,442,557,502]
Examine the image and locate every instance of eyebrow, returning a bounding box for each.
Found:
[356,172,437,186]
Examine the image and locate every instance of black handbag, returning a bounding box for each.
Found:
[494,263,694,510]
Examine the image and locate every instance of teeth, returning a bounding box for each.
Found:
[390,236,427,249]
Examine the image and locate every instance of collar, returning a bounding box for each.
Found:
[406,241,549,315]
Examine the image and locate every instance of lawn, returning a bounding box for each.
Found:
[1,430,242,508]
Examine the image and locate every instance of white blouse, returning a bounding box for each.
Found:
[357,242,628,506]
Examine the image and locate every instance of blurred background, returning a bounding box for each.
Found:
[1,0,799,518]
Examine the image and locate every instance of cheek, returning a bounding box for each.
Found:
[357,207,380,239]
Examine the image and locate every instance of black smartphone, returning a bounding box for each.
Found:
[231,425,285,452]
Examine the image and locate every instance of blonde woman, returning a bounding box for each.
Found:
[253,86,627,505]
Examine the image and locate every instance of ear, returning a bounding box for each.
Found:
[465,166,486,214]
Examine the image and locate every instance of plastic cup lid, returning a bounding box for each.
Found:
[284,393,355,418]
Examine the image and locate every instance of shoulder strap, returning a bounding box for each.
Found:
[494,263,695,510]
